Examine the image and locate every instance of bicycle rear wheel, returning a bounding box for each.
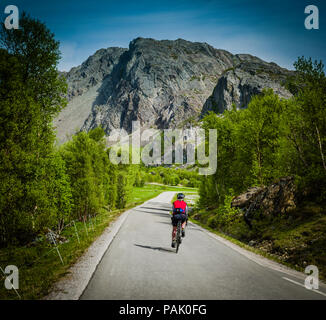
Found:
[176,220,181,253]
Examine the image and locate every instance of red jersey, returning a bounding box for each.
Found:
[173,200,187,214]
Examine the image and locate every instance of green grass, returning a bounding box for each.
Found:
[221,67,235,76]
[0,184,196,300]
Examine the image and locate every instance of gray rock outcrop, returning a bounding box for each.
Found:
[232,177,297,228]
[202,55,293,115]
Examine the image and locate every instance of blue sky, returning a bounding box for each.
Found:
[1,0,325,71]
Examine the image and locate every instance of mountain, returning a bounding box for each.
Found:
[54,37,292,143]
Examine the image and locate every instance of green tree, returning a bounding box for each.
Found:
[61,132,102,221]
[0,12,67,113]
[236,89,283,186]
[116,172,131,209]
[0,13,68,246]
[282,57,326,199]
[106,158,118,210]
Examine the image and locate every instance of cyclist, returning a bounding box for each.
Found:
[171,193,188,248]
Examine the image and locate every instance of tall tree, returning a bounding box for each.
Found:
[283,57,326,198]
[0,14,68,246]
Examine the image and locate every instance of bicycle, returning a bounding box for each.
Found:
[175,220,182,253]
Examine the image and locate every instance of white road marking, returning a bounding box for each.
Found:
[282,277,326,297]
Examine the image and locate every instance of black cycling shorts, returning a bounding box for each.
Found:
[171,213,187,227]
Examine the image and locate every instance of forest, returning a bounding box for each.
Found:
[198,57,326,219]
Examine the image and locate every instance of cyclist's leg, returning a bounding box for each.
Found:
[181,214,187,229]
[171,215,178,241]
[180,214,186,237]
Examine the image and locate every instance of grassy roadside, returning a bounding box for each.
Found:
[0,207,122,300]
[0,183,195,300]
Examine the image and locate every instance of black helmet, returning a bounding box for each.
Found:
[177,193,185,200]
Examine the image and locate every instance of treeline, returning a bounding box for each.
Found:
[0,14,141,247]
[58,127,141,227]
[144,166,200,187]
[199,57,326,216]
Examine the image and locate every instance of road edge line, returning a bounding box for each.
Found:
[282,277,326,297]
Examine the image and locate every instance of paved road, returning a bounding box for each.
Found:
[81,192,326,300]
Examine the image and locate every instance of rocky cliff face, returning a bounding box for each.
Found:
[55,47,127,142]
[54,38,292,143]
[201,55,293,115]
[64,47,127,101]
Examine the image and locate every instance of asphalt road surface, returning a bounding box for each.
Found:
[81,192,326,300]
